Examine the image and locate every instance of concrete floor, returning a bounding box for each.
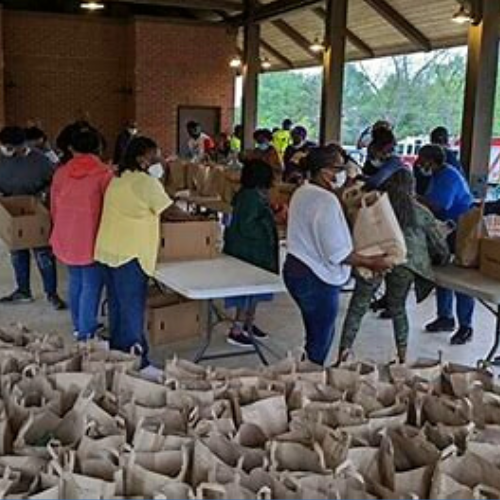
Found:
[0,240,498,369]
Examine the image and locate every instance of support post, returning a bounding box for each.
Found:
[320,0,348,145]
[241,0,260,150]
[460,0,500,196]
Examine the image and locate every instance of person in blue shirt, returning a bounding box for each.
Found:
[417,144,475,345]
[431,126,464,175]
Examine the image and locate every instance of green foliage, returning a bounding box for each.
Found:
[239,50,491,145]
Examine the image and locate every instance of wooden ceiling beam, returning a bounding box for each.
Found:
[106,0,243,13]
[312,6,374,58]
[260,39,294,68]
[361,0,431,51]
[272,19,322,62]
[230,0,322,25]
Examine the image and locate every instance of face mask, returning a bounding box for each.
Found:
[420,167,433,177]
[0,146,14,157]
[128,128,138,136]
[370,158,384,168]
[148,162,164,179]
[333,170,347,188]
[293,140,305,149]
[257,142,269,151]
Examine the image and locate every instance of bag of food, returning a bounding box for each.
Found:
[455,203,486,268]
[353,191,407,279]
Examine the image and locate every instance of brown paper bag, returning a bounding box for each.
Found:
[455,204,486,268]
[269,440,327,473]
[353,191,407,279]
[240,395,288,438]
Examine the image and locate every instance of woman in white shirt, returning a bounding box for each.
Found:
[284,145,389,366]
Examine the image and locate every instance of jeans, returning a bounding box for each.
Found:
[10,247,57,296]
[104,259,149,367]
[284,255,340,366]
[68,264,105,340]
[436,287,475,328]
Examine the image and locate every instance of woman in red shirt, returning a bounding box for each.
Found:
[50,127,113,341]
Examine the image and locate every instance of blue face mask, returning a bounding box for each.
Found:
[257,142,270,151]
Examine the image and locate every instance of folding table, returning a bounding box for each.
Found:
[432,265,500,367]
[155,255,286,365]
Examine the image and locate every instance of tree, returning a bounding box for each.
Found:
[233,49,495,145]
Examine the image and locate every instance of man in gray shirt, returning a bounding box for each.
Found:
[0,127,66,310]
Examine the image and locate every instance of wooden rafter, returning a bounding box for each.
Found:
[361,0,431,51]
[260,39,294,68]
[106,0,243,12]
[272,19,322,62]
[230,0,322,25]
[312,7,374,58]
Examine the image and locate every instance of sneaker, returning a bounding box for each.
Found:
[47,294,67,311]
[140,364,164,382]
[378,309,392,320]
[425,317,455,333]
[450,327,473,345]
[248,325,269,340]
[0,290,34,304]
[227,331,254,348]
[370,296,387,312]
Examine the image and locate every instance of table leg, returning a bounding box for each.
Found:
[193,300,213,363]
[246,331,269,366]
[487,305,500,366]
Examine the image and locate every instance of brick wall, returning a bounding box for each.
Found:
[1,11,235,155]
[133,19,236,152]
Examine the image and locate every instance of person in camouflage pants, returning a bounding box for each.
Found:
[339,266,414,363]
[336,167,450,365]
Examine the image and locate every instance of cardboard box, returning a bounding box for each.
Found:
[0,196,51,250]
[158,220,218,262]
[146,292,201,345]
[480,237,500,281]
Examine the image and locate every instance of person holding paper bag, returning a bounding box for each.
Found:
[284,145,391,367]
[338,169,450,364]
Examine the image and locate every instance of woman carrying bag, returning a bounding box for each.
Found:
[283,145,391,367]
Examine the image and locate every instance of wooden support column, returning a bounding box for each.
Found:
[320,0,348,145]
[460,0,500,196]
[241,0,260,150]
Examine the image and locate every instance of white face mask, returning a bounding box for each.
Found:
[333,170,347,188]
[0,145,14,157]
[371,158,383,168]
[128,128,138,136]
[148,162,164,179]
[148,162,165,179]
[420,168,433,177]
[257,142,270,151]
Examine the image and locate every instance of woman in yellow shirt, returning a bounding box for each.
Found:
[95,137,172,372]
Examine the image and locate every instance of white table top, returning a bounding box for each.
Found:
[155,255,286,300]
[433,265,500,305]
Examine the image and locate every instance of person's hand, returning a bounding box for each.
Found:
[362,254,392,273]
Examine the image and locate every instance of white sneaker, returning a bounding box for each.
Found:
[140,365,164,383]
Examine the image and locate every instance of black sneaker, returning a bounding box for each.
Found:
[425,317,455,333]
[227,331,254,348]
[450,327,473,345]
[47,294,67,311]
[0,290,34,304]
[370,296,387,312]
[248,325,269,339]
[378,309,392,320]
